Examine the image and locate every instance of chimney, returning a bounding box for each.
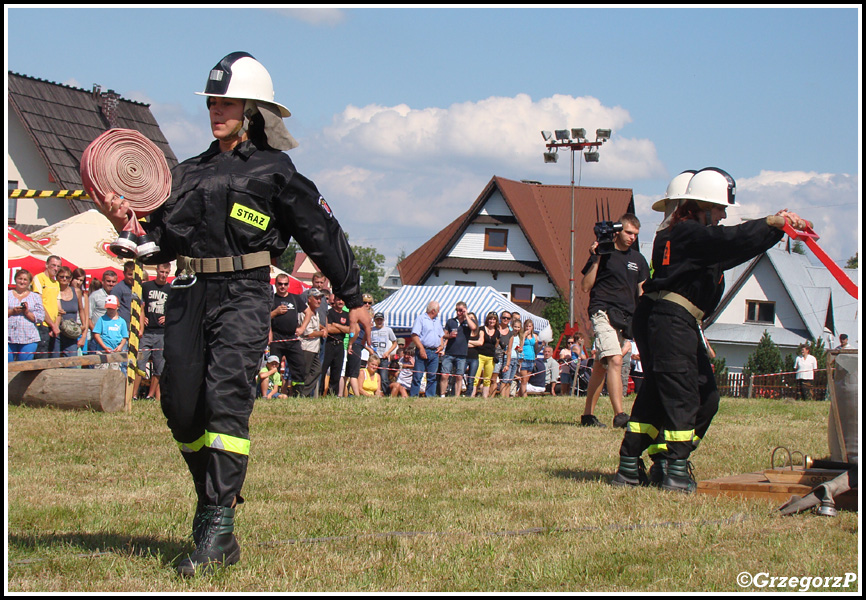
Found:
[97,88,120,129]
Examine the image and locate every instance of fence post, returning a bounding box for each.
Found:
[747,374,754,398]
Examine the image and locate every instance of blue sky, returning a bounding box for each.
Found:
[6,6,861,268]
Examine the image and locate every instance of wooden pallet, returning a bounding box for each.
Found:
[696,468,858,511]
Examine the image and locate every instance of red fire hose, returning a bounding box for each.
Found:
[81,128,172,239]
[81,128,172,258]
[782,223,858,299]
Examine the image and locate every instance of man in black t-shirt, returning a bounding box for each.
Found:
[133,263,171,400]
[269,274,306,396]
[580,213,649,428]
[321,294,350,396]
[439,301,477,397]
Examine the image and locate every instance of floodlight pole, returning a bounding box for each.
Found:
[543,137,604,330]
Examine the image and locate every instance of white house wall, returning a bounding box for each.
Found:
[425,189,558,301]
[710,256,811,372]
[717,257,806,332]
[8,104,75,226]
[423,270,558,302]
[479,192,510,217]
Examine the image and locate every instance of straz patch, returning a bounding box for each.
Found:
[230,203,270,231]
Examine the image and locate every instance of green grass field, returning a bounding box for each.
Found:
[6,394,859,592]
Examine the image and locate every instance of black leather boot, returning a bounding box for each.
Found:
[177,505,240,577]
[659,459,697,494]
[648,458,665,487]
[610,456,648,487]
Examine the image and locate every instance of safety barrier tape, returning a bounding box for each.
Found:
[8,189,91,199]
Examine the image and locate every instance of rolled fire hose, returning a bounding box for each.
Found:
[81,128,172,258]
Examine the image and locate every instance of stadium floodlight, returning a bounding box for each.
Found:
[596,128,611,141]
[584,150,600,162]
[541,130,553,141]
[543,151,559,163]
[554,129,571,141]
[571,128,586,141]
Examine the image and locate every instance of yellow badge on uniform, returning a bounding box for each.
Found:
[230,203,270,231]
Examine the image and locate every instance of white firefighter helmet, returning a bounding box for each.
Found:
[196,51,291,117]
[679,167,739,208]
[652,170,697,212]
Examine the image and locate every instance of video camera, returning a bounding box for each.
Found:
[594,200,622,255]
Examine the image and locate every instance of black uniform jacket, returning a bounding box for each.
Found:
[142,140,363,308]
[646,218,784,317]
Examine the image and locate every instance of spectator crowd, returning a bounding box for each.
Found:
[10,257,677,403]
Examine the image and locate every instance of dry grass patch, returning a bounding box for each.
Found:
[7,394,858,592]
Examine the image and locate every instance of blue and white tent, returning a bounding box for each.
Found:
[372,285,550,337]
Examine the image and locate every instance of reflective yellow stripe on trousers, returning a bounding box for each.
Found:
[627,421,659,439]
[177,431,250,456]
[664,429,696,443]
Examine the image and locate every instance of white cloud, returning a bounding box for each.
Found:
[298,94,665,265]
[317,94,661,180]
[264,7,346,26]
[735,170,859,263]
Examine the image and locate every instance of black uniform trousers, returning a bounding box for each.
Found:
[620,296,720,461]
[161,274,271,507]
[321,339,345,396]
[269,339,306,395]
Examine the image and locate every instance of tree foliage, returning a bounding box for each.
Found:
[743,330,783,378]
[352,244,386,302]
[712,355,729,389]
[277,239,387,302]
[845,252,858,269]
[542,296,569,348]
[277,240,300,275]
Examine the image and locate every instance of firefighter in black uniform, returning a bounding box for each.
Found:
[611,167,809,492]
[95,52,371,576]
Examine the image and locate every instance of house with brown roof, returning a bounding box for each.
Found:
[7,71,178,232]
[397,176,635,335]
[290,251,326,288]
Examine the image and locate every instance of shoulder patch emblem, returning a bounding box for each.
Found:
[318,195,333,218]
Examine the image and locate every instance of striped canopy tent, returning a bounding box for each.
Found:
[373,285,550,338]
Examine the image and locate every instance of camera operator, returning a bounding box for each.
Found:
[580,213,649,428]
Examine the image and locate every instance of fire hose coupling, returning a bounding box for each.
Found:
[81,128,172,262]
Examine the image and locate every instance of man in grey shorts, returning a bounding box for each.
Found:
[579,214,649,428]
[133,263,171,401]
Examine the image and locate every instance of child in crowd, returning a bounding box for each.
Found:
[92,295,128,370]
[259,355,288,399]
[390,346,415,397]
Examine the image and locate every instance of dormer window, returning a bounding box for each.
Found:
[746,300,775,324]
[484,228,508,252]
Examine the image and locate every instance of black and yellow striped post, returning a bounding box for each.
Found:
[125,260,145,412]
[8,189,91,199]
